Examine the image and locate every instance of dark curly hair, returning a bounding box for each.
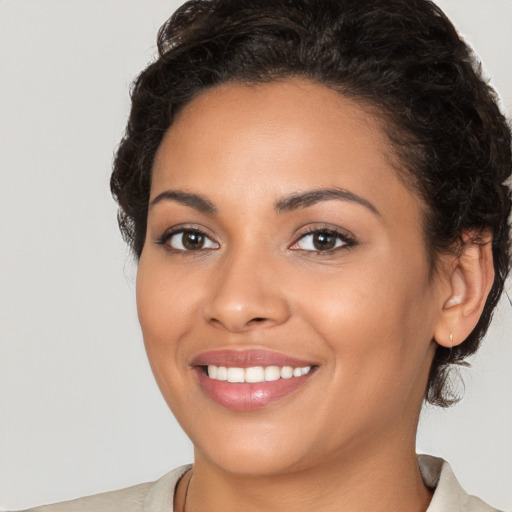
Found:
[111,0,512,407]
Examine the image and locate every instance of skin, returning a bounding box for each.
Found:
[136,80,486,512]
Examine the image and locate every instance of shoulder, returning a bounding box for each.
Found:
[19,482,153,512]
[17,465,191,512]
[419,455,504,512]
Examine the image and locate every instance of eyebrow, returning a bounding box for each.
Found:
[274,188,380,216]
[149,187,379,217]
[149,190,217,214]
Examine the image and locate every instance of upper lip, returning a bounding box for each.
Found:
[191,349,317,368]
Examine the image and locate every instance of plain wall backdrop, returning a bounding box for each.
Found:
[0,0,511,510]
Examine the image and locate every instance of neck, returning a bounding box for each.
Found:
[181,433,432,512]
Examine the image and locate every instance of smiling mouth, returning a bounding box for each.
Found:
[191,349,318,411]
[194,362,316,411]
[204,364,313,383]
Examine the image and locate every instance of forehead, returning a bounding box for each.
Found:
[151,79,421,222]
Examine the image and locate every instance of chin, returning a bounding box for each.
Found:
[181,410,317,476]
[195,441,313,477]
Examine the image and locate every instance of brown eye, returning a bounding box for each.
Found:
[311,232,337,251]
[292,229,353,252]
[182,231,205,250]
[166,230,219,251]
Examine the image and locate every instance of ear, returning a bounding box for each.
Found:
[433,232,495,348]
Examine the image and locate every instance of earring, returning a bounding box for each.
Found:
[448,333,454,359]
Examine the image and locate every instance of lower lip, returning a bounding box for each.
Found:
[196,369,312,411]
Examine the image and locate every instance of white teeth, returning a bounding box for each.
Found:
[227,367,245,383]
[207,365,217,379]
[280,366,293,379]
[216,366,228,381]
[245,366,265,383]
[206,365,313,383]
[264,366,281,381]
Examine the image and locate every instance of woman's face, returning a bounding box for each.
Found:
[137,80,447,476]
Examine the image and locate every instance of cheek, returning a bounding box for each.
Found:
[298,253,431,333]
[137,254,201,338]
[294,252,436,395]
[136,256,205,420]
[136,255,194,380]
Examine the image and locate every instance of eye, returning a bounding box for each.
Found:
[291,228,354,253]
[158,229,220,251]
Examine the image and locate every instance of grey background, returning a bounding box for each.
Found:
[1,0,511,509]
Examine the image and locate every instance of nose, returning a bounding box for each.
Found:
[203,250,291,333]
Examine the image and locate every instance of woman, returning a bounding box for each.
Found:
[20,0,511,510]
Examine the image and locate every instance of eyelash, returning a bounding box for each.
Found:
[155,227,219,252]
[154,226,356,254]
[290,227,356,254]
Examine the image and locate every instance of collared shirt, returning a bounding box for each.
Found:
[19,455,502,512]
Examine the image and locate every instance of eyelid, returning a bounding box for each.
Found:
[154,224,220,251]
[289,225,356,253]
